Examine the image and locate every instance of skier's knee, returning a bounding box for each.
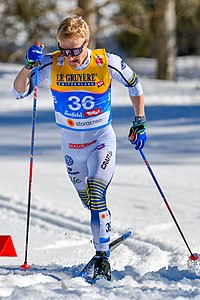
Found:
[87,178,107,211]
[77,190,90,209]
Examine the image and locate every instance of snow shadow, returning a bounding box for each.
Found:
[149,266,200,281]
[0,105,200,164]
[0,264,79,283]
[1,264,199,284]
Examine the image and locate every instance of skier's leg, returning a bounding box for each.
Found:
[61,131,91,208]
[87,145,116,254]
[61,126,116,255]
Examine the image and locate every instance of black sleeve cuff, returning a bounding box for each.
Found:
[135,115,146,124]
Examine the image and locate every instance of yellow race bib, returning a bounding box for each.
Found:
[50,49,112,131]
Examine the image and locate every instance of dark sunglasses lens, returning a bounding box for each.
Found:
[58,41,85,57]
[71,47,82,56]
[60,49,67,56]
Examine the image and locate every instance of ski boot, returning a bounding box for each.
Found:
[92,251,111,282]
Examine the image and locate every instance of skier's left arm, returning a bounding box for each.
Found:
[107,53,147,150]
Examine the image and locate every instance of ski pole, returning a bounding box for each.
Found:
[21,59,40,270]
[138,148,198,261]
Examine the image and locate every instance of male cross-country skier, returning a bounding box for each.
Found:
[13,16,147,281]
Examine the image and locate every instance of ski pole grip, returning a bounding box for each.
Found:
[35,42,45,50]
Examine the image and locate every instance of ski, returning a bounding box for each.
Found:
[78,230,133,283]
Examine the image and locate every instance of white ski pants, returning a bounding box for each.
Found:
[61,124,116,252]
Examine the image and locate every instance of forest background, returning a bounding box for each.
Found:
[0,0,199,80]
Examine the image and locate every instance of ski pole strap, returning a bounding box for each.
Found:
[135,115,146,124]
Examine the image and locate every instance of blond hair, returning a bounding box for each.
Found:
[57,16,90,40]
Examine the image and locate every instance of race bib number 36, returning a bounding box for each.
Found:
[68,95,95,111]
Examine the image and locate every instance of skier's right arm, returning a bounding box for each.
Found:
[13,67,33,96]
[13,44,48,99]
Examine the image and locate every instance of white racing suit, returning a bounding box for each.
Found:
[61,125,116,252]
[13,48,143,254]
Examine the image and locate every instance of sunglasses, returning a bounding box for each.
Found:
[58,40,86,57]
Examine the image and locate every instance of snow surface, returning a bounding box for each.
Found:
[0,57,200,299]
